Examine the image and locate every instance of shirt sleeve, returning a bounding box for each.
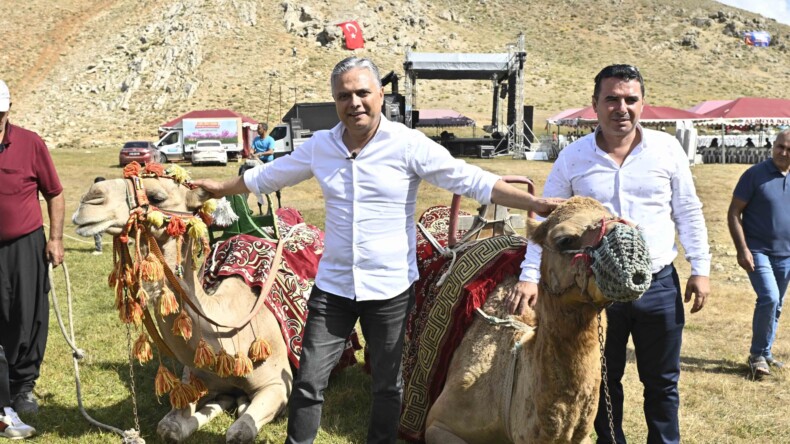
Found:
[244,137,314,194]
[732,166,755,202]
[669,143,711,276]
[408,134,500,204]
[520,150,574,283]
[33,134,63,197]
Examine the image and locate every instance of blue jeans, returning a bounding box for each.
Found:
[595,265,683,444]
[747,252,790,359]
[285,285,414,444]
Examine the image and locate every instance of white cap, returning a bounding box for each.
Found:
[0,80,10,112]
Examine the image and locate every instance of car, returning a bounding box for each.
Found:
[119,141,162,166]
[191,139,228,166]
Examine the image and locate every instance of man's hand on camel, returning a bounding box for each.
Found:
[505,281,538,315]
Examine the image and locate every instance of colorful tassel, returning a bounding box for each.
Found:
[189,373,208,397]
[114,282,125,311]
[159,287,179,317]
[146,210,165,228]
[123,162,142,178]
[212,198,238,227]
[166,217,187,237]
[201,199,217,215]
[172,311,193,340]
[154,364,179,397]
[169,380,199,409]
[144,163,165,177]
[187,219,208,241]
[165,165,191,184]
[135,287,149,307]
[233,353,254,377]
[193,339,216,369]
[139,253,164,282]
[130,300,144,326]
[248,338,272,363]
[132,333,153,364]
[215,348,234,378]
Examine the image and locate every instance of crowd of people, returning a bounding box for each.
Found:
[1,57,788,444]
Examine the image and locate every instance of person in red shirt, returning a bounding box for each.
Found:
[0,79,64,439]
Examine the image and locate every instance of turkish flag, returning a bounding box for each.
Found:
[338,21,364,50]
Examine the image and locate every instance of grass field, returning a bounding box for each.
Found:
[31,146,789,443]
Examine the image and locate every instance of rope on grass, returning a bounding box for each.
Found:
[49,262,146,444]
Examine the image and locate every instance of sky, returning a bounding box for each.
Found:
[715,0,790,26]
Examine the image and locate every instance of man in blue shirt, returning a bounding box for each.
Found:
[252,123,275,163]
[728,128,790,378]
[250,123,278,213]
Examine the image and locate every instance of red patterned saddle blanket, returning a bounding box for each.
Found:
[202,208,360,370]
[399,206,527,442]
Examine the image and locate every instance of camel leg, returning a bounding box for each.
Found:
[225,383,288,444]
[425,422,471,444]
[157,394,235,443]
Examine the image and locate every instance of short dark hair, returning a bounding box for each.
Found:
[94,176,106,183]
[258,122,268,131]
[593,64,645,100]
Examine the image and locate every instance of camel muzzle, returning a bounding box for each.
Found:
[588,223,652,302]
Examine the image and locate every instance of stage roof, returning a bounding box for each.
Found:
[404,52,513,81]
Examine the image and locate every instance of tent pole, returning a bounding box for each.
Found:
[721,123,726,164]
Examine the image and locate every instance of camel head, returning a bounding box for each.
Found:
[527,196,651,308]
[72,163,210,238]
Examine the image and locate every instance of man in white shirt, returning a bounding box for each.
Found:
[507,65,711,444]
[193,57,560,444]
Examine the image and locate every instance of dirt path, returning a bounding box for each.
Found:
[15,0,118,98]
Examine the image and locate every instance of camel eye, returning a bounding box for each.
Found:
[148,191,167,205]
[553,236,579,252]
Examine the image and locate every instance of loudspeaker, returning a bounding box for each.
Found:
[523,106,534,144]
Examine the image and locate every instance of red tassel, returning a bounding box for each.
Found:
[215,348,234,378]
[189,373,208,397]
[172,311,193,340]
[233,353,253,377]
[248,338,272,363]
[193,339,216,369]
[169,380,199,409]
[159,287,179,317]
[133,333,153,364]
[123,162,142,178]
[154,364,179,397]
[139,253,164,282]
[166,217,187,237]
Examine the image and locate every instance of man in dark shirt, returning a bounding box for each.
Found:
[0,79,65,439]
[728,129,790,378]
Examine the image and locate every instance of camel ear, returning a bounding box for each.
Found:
[526,218,546,245]
[186,187,210,211]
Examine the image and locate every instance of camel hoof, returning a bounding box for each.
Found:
[226,414,257,444]
[157,418,187,443]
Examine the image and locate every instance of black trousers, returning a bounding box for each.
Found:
[0,228,50,405]
[285,285,414,444]
[594,265,684,444]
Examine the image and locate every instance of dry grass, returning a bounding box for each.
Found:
[32,147,789,443]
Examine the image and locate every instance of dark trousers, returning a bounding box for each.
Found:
[285,285,414,444]
[595,265,684,444]
[0,228,50,404]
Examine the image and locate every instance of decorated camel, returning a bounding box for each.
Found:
[402,196,652,443]
[72,162,331,443]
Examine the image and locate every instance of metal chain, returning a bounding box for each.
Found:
[597,312,616,444]
[126,323,142,434]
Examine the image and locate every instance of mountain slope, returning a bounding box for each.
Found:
[1,0,788,146]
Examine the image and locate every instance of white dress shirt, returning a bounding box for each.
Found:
[520,126,711,283]
[244,116,500,301]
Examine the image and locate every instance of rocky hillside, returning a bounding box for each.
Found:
[1,0,788,148]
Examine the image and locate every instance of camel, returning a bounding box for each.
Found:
[72,168,298,443]
[422,196,652,443]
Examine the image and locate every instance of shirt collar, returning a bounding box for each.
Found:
[592,123,645,152]
[331,114,393,142]
[1,120,12,147]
